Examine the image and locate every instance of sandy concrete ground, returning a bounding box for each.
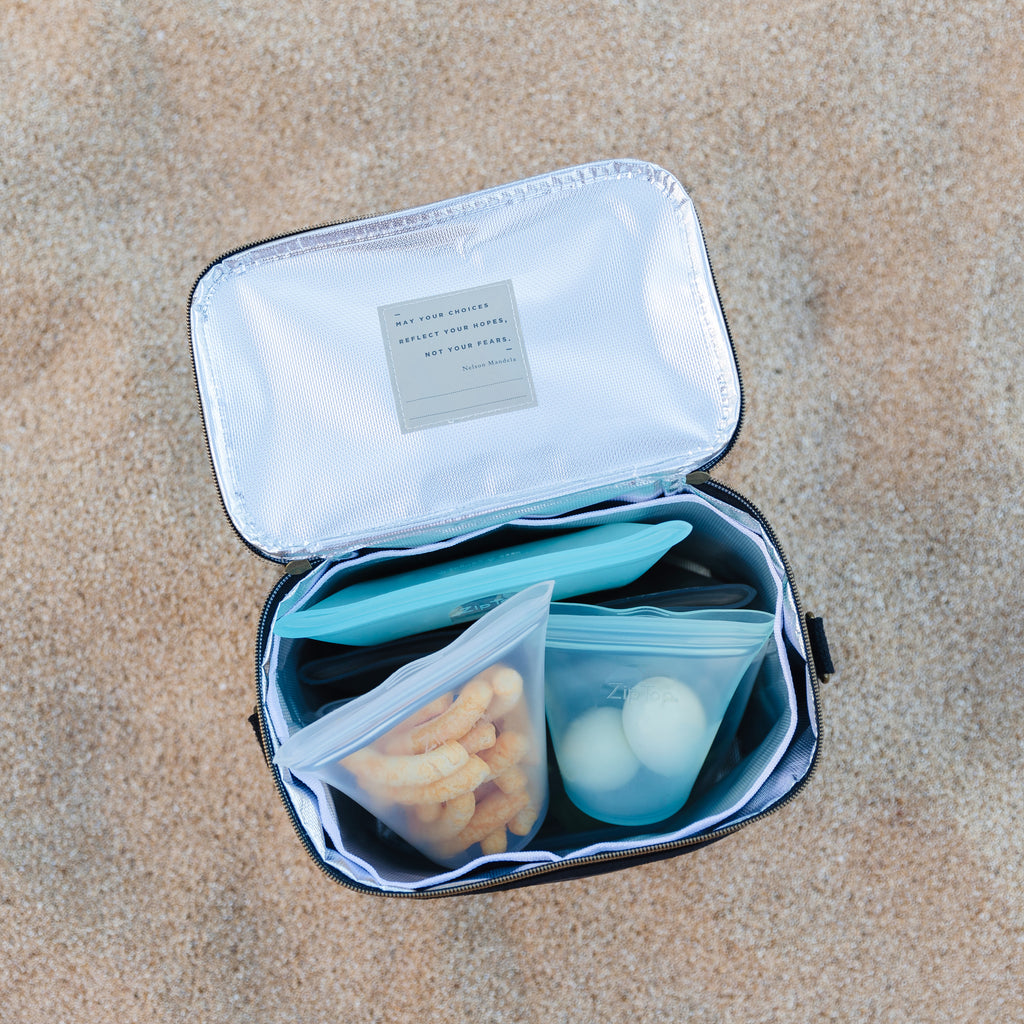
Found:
[2,1,1022,1021]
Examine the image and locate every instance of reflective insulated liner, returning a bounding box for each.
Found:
[189,160,741,561]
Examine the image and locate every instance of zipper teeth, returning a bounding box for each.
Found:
[252,477,823,898]
[219,181,817,897]
[700,476,825,753]
[186,212,391,316]
[187,186,740,563]
[691,204,745,474]
[186,212,391,567]
[252,574,365,889]
[437,479,826,896]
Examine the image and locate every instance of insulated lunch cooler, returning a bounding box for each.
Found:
[188,159,832,897]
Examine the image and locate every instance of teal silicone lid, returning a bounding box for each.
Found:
[544,604,776,653]
[273,521,692,646]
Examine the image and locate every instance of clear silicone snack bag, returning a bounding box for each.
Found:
[274,581,554,869]
[544,605,776,826]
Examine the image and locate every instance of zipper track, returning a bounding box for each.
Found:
[195,166,819,895]
[186,172,742,563]
[186,213,388,566]
[691,206,745,475]
[252,479,824,898]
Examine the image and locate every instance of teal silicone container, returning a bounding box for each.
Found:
[544,605,775,825]
[273,521,692,646]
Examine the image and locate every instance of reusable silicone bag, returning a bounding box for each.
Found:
[544,605,775,825]
[274,582,553,868]
[272,521,691,646]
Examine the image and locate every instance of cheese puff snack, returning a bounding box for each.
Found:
[346,664,546,866]
[274,581,552,871]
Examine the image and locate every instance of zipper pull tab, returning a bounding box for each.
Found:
[685,470,711,486]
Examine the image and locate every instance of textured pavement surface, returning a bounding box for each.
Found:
[2,2,1022,1021]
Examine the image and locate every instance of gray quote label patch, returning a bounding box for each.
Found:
[379,280,536,432]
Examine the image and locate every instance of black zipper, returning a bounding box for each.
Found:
[193,167,819,894]
[690,204,745,476]
[186,174,742,561]
[186,214,387,567]
[251,478,824,898]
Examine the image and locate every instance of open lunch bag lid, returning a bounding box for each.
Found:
[188,160,742,561]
